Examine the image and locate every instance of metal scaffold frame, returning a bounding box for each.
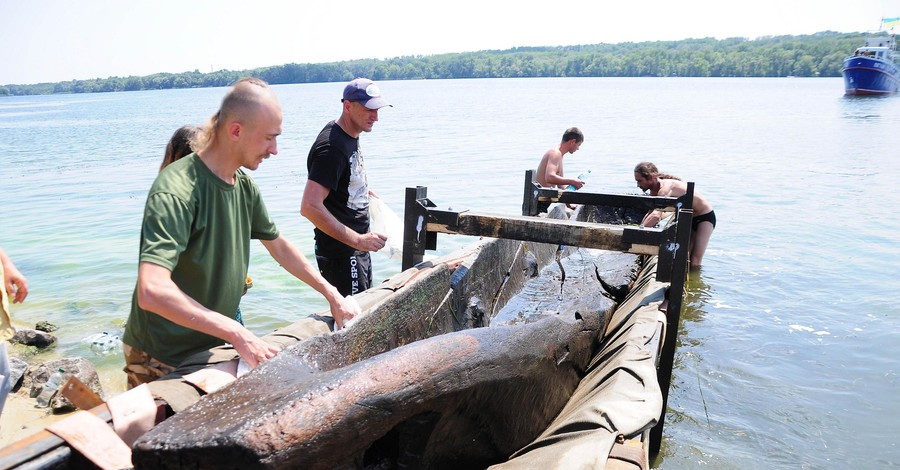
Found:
[401,169,694,459]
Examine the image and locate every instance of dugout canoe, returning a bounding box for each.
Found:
[136,202,669,469]
[0,203,675,470]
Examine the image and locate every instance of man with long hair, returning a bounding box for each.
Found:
[123,78,355,388]
[634,161,716,270]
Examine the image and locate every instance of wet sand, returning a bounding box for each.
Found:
[0,390,75,447]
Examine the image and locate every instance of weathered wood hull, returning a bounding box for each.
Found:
[136,314,607,469]
[131,205,655,469]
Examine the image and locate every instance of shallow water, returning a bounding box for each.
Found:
[1,77,898,468]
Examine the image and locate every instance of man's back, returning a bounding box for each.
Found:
[658,178,713,216]
[535,127,584,190]
[535,148,564,188]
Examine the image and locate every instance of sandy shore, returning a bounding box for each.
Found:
[0,390,75,448]
[0,369,129,449]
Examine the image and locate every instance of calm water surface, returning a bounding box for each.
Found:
[1,78,897,468]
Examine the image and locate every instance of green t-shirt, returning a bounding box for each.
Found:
[123,154,279,366]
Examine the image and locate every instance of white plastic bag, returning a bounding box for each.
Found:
[369,196,404,260]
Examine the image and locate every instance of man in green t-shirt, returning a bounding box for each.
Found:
[123,78,356,389]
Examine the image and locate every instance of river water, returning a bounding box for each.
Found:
[1,77,897,468]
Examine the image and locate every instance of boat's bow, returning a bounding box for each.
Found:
[842,36,900,95]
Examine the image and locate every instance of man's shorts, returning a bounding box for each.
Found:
[123,344,175,389]
[316,251,372,297]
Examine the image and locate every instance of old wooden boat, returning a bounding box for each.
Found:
[0,173,694,469]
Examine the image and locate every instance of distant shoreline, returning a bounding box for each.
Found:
[0,31,870,96]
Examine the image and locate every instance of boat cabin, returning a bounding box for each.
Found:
[855,48,889,59]
[854,37,896,60]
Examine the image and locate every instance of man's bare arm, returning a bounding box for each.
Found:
[136,262,279,367]
[300,180,386,252]
[260,235,358,328]
[542,150,583,189]
[0,248,28,304]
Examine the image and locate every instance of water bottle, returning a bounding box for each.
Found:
[87,331,120,355]
[565,169,591,191]
[35,368,66,408]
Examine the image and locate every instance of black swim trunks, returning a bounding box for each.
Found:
[692,210,717,231]
[316,251,372,297]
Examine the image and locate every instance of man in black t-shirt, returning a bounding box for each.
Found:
[301,78,392,297]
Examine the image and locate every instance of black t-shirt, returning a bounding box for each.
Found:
[306,121,370,256]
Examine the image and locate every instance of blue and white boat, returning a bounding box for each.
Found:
[842,30,900,95]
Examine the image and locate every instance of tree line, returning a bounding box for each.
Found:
[0,31,870,96]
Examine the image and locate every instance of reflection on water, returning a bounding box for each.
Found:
[681,270,713,323]
[840,93,897,120]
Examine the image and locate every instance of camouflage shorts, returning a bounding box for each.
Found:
[123,344,175,389]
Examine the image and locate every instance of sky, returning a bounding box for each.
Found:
[2,0,899,85]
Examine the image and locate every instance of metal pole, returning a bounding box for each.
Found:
[402,186,429,271]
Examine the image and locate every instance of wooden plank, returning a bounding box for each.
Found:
[540,191,675,213]
[520,170,680,216]
[7,446,71,469]
[59,375,104,411]
[402,186,431,270]
[522,170,548,216]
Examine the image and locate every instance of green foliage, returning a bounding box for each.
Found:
[0,32,871,96]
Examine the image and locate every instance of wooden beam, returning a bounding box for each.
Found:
[540,191,677,213]
[426,212,660,255]
[521,170,683,216]
[522,170,550,215]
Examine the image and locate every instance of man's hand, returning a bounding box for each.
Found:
[331,295,361,330]
[230,329,281,369]
[303,181,387,253]
[1,250,28,304]
[355,232,387,252]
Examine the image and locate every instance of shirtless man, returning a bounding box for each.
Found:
[633,161,716,270]
[535,127,585,189]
